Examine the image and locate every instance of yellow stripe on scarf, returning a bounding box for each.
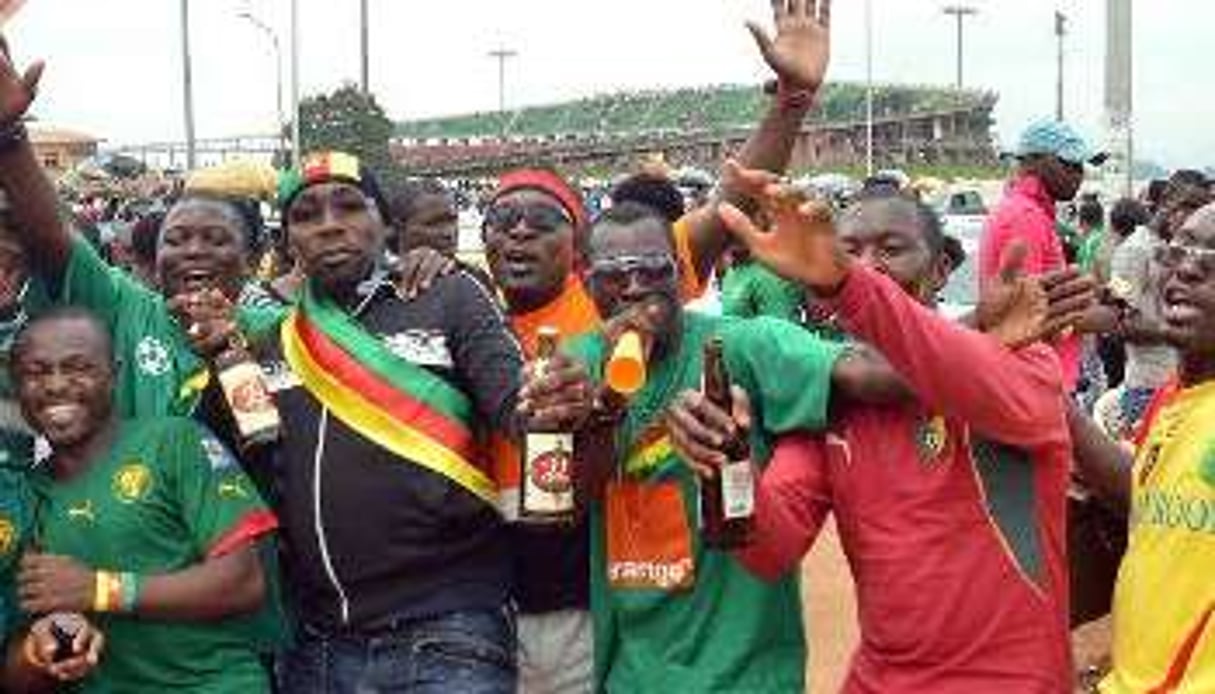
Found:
[282,314,497,505]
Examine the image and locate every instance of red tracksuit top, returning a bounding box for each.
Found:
[739,266,1074,693]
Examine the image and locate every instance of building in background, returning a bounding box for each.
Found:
[29,125,101,175]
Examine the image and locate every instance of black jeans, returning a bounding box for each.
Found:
[281,606,517,694]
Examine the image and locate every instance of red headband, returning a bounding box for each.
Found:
[494,169,588,230]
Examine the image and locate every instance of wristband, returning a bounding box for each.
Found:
[119,572,142,612]
[777,82,817,111]
[764,78,816,111]
[0,119,27,153]
[91,571,127,612]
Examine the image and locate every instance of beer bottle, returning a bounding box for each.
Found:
[699,337,755,549]
[520,326,576,523]
[214,334,281,448]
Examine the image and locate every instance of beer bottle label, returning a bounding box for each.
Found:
[218,361,281,441]
[720,459,755,520]
[522,432,575,515]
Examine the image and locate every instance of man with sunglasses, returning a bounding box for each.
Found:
[487,3,835,690]
[980,120,1108,393]
[1106,175,1211,439]
[517,199,911,692]
[1067,202,1215,693]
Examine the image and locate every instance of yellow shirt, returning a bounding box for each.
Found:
[1102,379,1215,694]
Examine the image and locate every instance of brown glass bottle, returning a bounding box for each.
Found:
[214,334,281,448]
[699,337,755,549]
[520,327,576,523]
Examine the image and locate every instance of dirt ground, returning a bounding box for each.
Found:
[801,520,1113,693]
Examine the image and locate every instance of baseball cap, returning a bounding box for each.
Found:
[1014,120,1108,166]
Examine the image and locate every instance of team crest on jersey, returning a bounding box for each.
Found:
[113,463,153,503]
[135,336,171,377]
[0,516,17,556]
[66,499,96,524]
[915,415,948,463]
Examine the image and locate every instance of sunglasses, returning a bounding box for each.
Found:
[1154,241,1215,278]
[587,255,677,289]
[482,203,572,236]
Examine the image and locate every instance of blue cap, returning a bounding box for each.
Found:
[1014,120,1108,166]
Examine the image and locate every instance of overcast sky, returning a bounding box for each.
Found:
[2,0,1207,167]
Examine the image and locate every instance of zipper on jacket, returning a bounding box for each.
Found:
[312,408,352,624]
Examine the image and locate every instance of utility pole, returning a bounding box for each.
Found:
[238,10,284,147]
[488,47,518,138]
[1055,10,1066,121]
[290,0,301,167]
[864,0,874,175]
[942,5,977,90]
[180,0,197,169]
[359,0,369,94]
[1105,0,1133,195]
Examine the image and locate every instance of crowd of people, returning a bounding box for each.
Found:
[0,1,1210,693]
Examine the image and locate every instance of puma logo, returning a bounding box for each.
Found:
[67,500,95,524]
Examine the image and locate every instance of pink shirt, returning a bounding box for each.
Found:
[738,267,1074,693]
[979,174,1082,388]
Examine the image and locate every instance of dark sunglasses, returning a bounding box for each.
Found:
[482,203,572,236]
[587,255,677,289]
[1154,241,1215,277]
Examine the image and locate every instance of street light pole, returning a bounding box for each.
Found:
[488,47,518,138]
[290,0,301,168]
[360,0,369,94]
[942,5,977,90]
[179,0,197,169]
[864,0,874,176]
[238,11,284,146]
[1055,10,1066,121]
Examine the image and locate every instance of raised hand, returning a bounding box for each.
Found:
[717,161,847,293]
[978,241,1097,348]
[977,242,1047,348]
[0,34,43,125]
[748,0,833,91]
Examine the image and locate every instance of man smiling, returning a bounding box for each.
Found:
[1069,203,1215,693]
[13,308,276,692]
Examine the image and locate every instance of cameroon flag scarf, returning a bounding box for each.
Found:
[281,284,496,505]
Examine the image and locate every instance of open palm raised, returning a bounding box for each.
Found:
[748,0,833,91]
[717,161,848,293]
[0,34,42,125]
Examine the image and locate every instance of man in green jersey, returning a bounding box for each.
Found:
[12,308,278,692]
[519,199,904,692]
